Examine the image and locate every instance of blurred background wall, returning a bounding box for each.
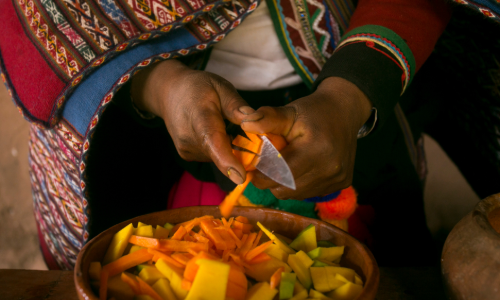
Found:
[0,83,481,270]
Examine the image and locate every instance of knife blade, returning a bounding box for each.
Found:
[227,123,296,190]
[254,135,296,190]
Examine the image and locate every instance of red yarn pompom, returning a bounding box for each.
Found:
[315,186,357,220]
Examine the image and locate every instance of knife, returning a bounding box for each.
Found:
[227,124,296,190]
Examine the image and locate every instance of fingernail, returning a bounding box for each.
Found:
[239,106,255,115]
[242,112,264,122]
[227,167,244,185]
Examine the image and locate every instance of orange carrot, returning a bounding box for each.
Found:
[229,253,252,270]
[226,281,247,300]
[270,267,285,289]
[191,232,210,244]
[171,215,214,235]
[128,235,160,249]
[232,228,243,239]
[245,240,273,261]
[184,251,219,281]
[252,231,263,249]
[181,279,193,291]
[121,272,141,294]
[158,239,209,252]
[171,253,193,266]
[237,234,248,251]
[235,216,250,224]
[199,220,227,250]
[238,232,257,257]
[102,248,154,277]
[219,172,253,219]
[222,249,232,262]
[148,248,185,268]
[224,227,242,248]
[227,217,234,228]
[216,227,236,249]
[248,252,272,264]
[171,226,187,240]
[221,217,228,227]
[136,276,164,300]
[233,221,253,234]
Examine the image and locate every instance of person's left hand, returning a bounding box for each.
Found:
[241,77,373,200]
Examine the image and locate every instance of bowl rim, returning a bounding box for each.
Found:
[74,206,379,300]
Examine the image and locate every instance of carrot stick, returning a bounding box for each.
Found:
[171,226,187,240]
[199,220,227,250]
[128,235,160,249]
[215,227,236,249]
[158,239,209,252]
[225,228,242,248]
[221,217,228,227]
[219,172,253,219]
[148,248,185,268]
[239,233,257,257]
[191,232,210,244]
[171,215,214,234]
[235,216,250,224]
[102,248,154,277]
[136,276,164,300]
[236,234,248,252]
[181,279,192,291]
[233,221,253,234]
[245,240,273,261]
[252,231,263,249]
[171,253,193,266]
[270,267,285,289]
[229,253,253,270]
[248,252,272,264]
[121,272,141,294]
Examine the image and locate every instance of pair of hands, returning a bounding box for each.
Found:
[131,59,372,200]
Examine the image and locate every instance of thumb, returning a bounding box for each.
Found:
[240,106,298,137]
[208,76,263,124]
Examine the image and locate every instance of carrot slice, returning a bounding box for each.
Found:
[232,228,243,239]
[219,172,253,219]
[181,279,193,291]
[235,216,250,224]
[229,253,252,270]
[227,217,234,228]
[171,226,187,240]
[245,240,273,261]
[191,232,210,244]
[252,231,263,249]
[158,239,209,252]
[121,272,141,294]
[102,248,154,277]
[171,215,214,234]
[232,133,262,155]
[270,267,285,289]
[148,248,185,269]
[233,221,253,234]
[239,232,257,257]
[171,253,193,266]
[136,275,164,300]
[199,220,227,250]
[248,252,272,264]
[128,236,160,249]
[236,234,248,252]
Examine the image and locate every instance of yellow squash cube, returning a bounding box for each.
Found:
[327,282,363,300]
[246,282,278,300]
[185,259,230,300]
[103,223,134,265]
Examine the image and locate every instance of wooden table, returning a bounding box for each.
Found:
[0,267,447,299]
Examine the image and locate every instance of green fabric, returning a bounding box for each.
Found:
[243,183,318,219]
[341,25,416,85]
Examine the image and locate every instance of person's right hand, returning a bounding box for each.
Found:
[130,59,262,185]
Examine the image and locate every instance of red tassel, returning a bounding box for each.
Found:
[315,186,357,220]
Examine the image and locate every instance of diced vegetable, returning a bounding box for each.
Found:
[103,223,135,265]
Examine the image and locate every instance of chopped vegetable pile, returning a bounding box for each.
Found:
[90,215,364,300]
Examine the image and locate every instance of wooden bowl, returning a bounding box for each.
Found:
[74,206,379,300]
[441,193,500,299]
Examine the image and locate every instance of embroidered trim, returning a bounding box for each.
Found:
[337,25,416,94]
[453,0,500,22]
